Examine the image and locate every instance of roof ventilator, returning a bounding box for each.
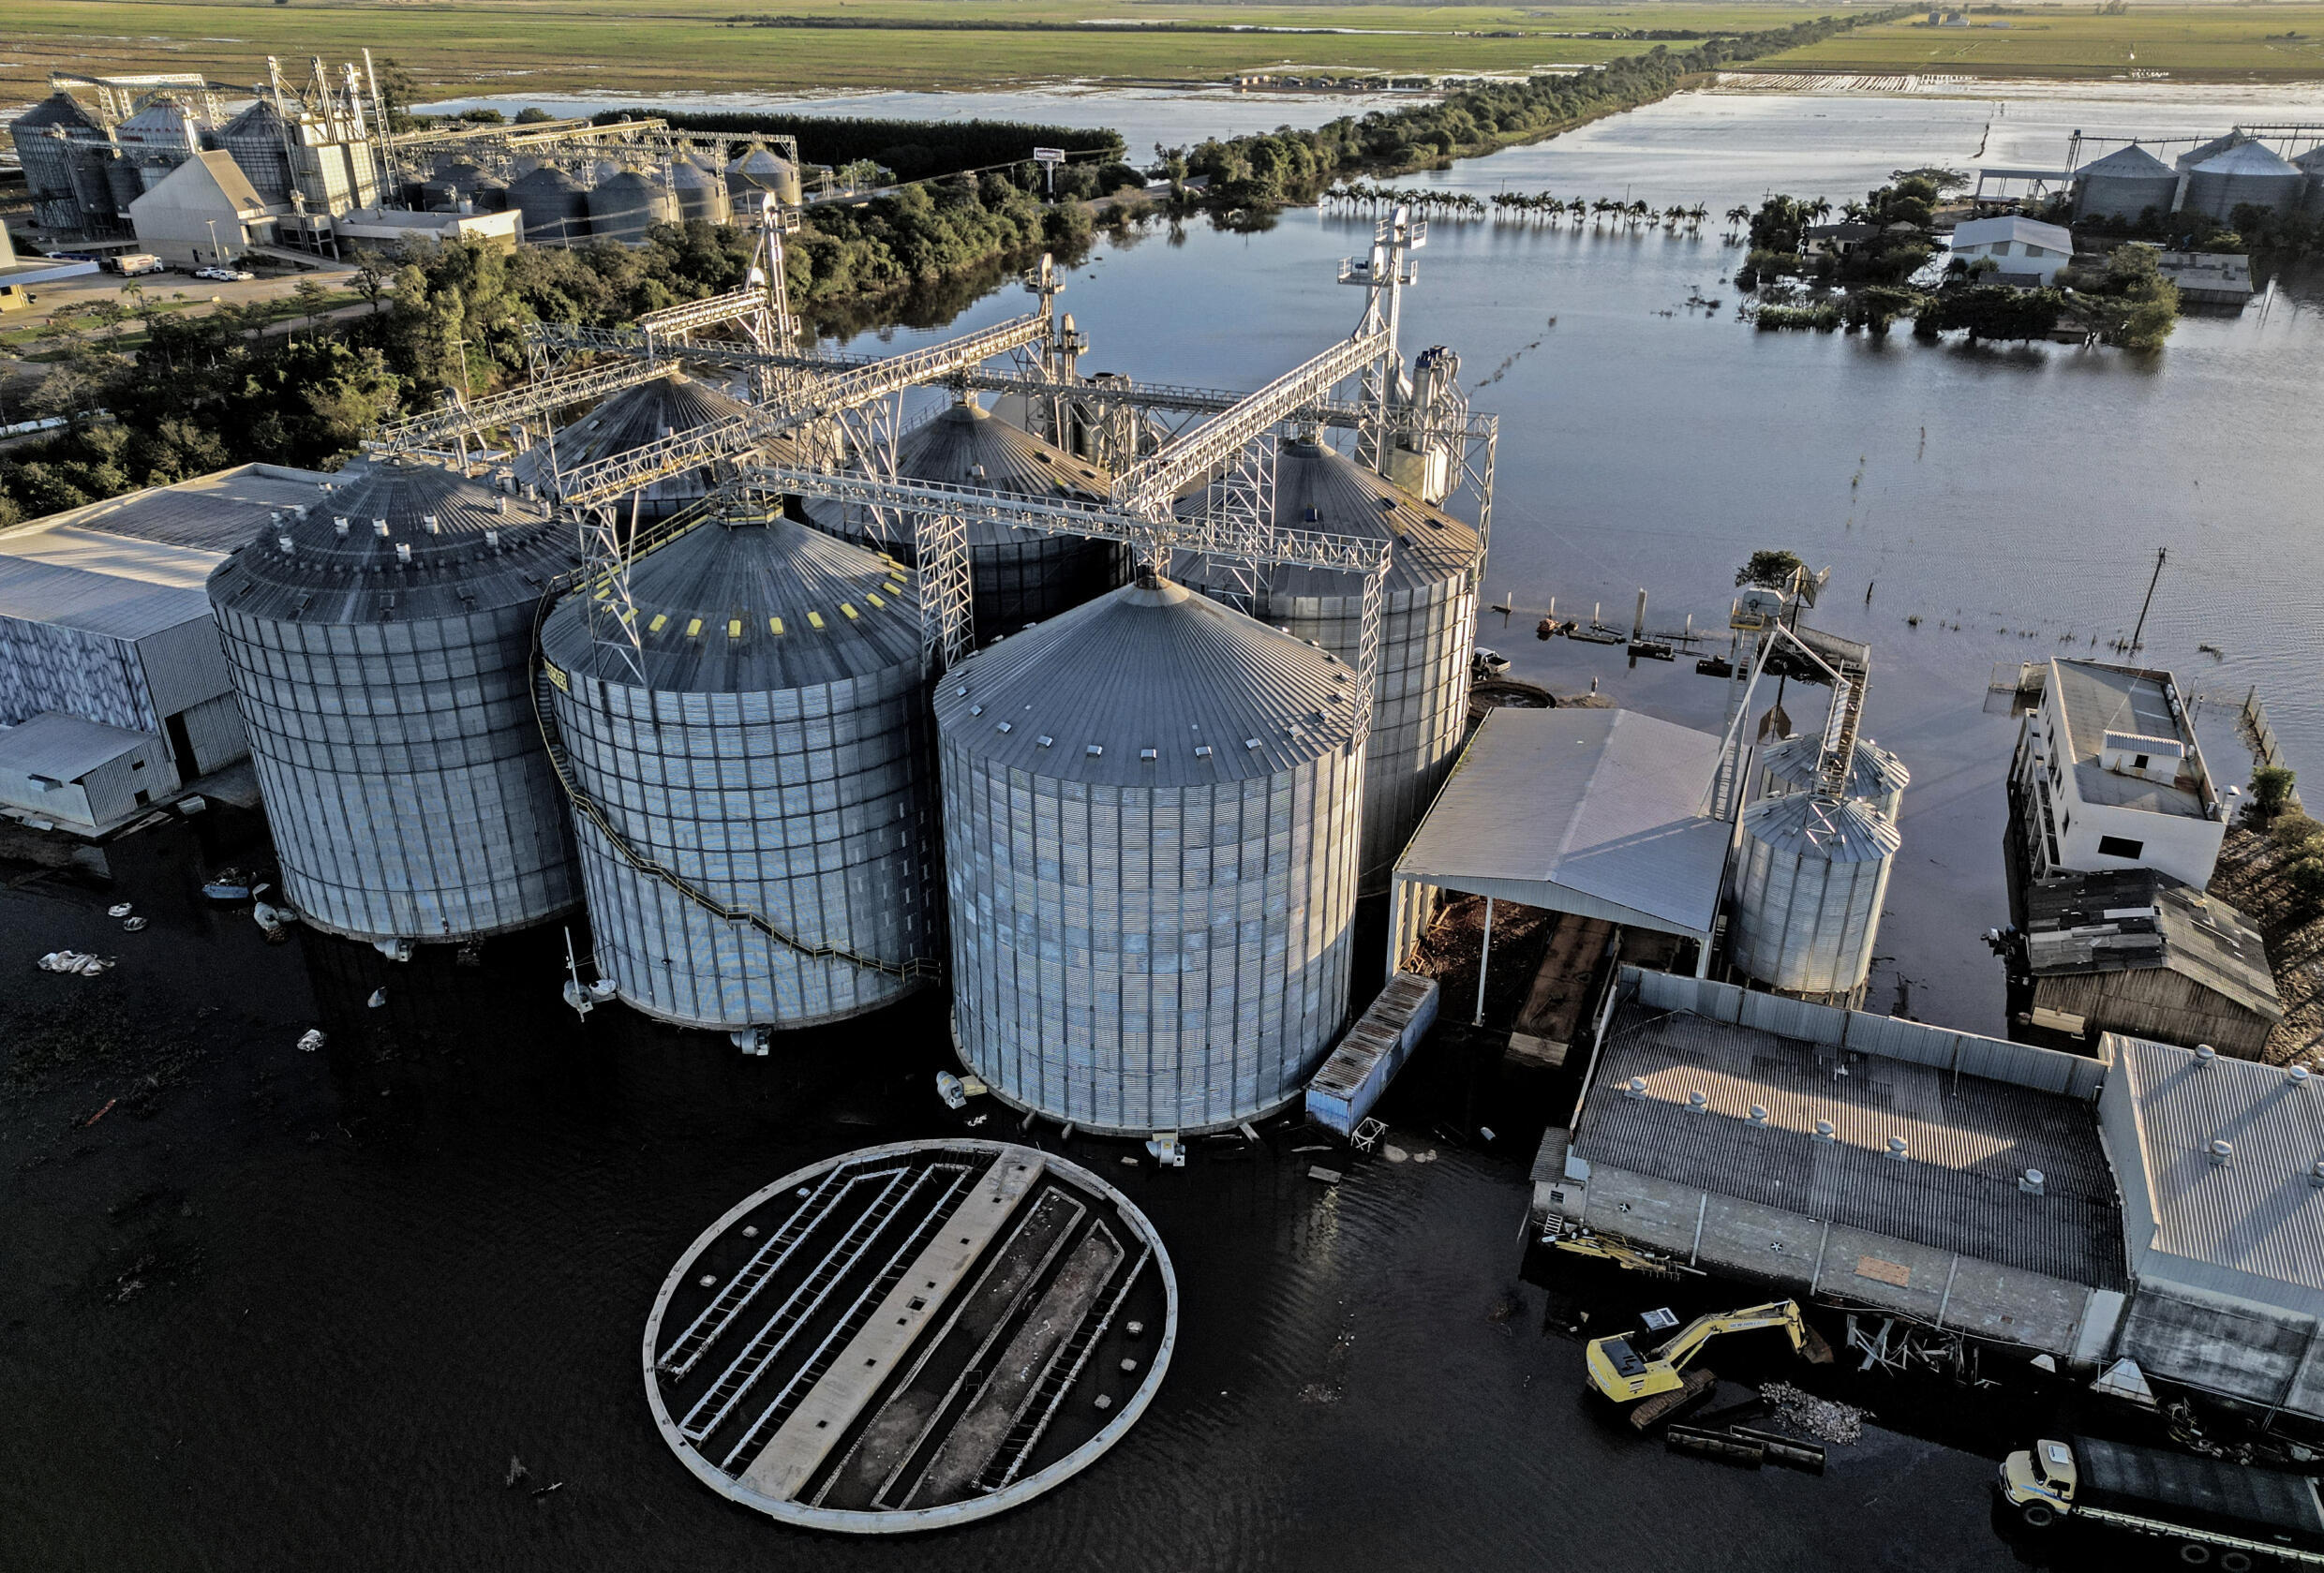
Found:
[1685,1091,1708,1114]
[423,513,441,535]
[2019,1168,2046,1195]
[395,542,412,565]
[2196,1043,2218,1063]
[335,516,350,537]
[2310,1162,2324,1191]
[373,519,390,538]
[1622,1077,1647,1101]
[1885,1135,1909,1162]
[1748,1105,1769,1126]
[2210,1138,2233,1166]
[277,534,295,556]
[2292,1065,2314,1088]
[1812,1120,1837,1143]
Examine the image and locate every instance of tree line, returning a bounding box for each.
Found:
[585,109,1122,186]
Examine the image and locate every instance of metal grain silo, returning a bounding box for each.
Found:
[1755,734,1909,824]
[114,96,204,193]
[1727,793,1899,1004]
[2297,145,2324,215]
[218,99,295,207]
[808,394,1129,642]
[206,458,583,947]
[10,93,116,233]
[587,166,678,245]
[726,142,803,207]
[2182,140,2303,221]
[668,155,731,226]
[2072,142,2181,222]
[1175,438,1481,892]
[422,159,489,211]
[509,165,589,246]
[936,568,1366,1135]
[540,507,938,1033]
[514,370,755,521]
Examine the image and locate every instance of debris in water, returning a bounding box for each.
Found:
[1385,1145,1409,1163]
[936,1071,967,1110]
[122,917,148,932]
[530,1482,563,1499]
[37,950,112,976]
[366,988,387,1009]
[1761,1382,1867,1445]
[1479,1126,1497,1143]
[107,903,133,919]
[295,1029,326,1053]
[83,1098,117,1127]
[1308,1165,1344,1185]
[504,1456,529,1488]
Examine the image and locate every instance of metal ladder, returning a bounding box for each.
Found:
[719,1165,977,1473]
[659,1166,847,1379]
[681,1166,915,1442]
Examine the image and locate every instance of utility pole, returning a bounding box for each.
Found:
[2130,546,2167,653]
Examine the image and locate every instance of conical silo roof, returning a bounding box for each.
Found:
[934,568,1362,786]
[2297,144,2324,173]
[2193,139,2302,178]
[2178,131,2254,171]
[727,144,795,183]
[521,371,754,482]
[117,96,204,145]
[1742,791,1901,863]
[1174,437,1478,598]
[542,507,916,692]
[2078,143,2175,178]
[1760,734,1910,804]
[816,395,1112,546]
[13,92,103,133]
[208,457,573,625]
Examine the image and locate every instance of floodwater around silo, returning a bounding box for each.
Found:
[6,80,2322,1572]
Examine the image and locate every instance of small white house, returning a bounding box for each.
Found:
[1950,215,2077,287]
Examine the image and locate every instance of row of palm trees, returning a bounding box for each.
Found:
[1322,183,1755,234]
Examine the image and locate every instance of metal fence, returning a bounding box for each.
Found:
[1626,968,2108,1101]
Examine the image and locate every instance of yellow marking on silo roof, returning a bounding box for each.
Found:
[841,602,858,620]
[595,586,610,601]
[807,610,825,630]
[728,618,743,639]
[685,616,703,637]
[648,613,668,633]
[769,616,784,635]
[865,593,885,609]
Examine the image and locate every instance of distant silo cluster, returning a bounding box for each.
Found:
[936,569,1366,1135]
[1176,436,1482,890]
[809,395,1130,643]
[208,460,584,946]
[541,508,940,1033]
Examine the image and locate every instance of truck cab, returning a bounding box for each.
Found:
[2000,1439,2078,1527]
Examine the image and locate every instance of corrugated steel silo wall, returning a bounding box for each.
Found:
[1236,572,1477,891]
[943,740,1366,1134]
[222,126,294,206]
[216,601,580,941]
[971,534,1131,637]
[552,662,939,1029]
[1728,831,1892,999]
[2074,174,2180,222]
[2183,170,2302,221]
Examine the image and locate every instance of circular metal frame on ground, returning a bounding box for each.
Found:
[642,1138,1177,1534]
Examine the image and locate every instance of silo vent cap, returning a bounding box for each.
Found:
[335,515,350,537]
[373,518,390,538]
[1036,735,1053,748]
[277,534,295,556]
[395,542,412,564]
[2197,1043,2218,1062]
[1748,1105,1769,1126]
[2309,1161,2324,1191]
[1812,1120,1837,1143]
[1194,745,1213,758]
[1622,1077,1647,1101]
[422,513,440,534]
[2019,1168,2046,1195]
[1685,1090,1708,1114]
[1885,1135,1909,1162]
[485,529,500,549]
[1085,744,1103,757]
[2210,1139,2234,1165]
[1244,738,1261,750]
[2292,1065,2314,1088]
[1140,748,1157,761]
[968,704,983,716]
[995,721,1012,734]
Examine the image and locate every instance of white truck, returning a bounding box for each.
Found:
[2002,1436,2324,1570]
[105,252,164,277]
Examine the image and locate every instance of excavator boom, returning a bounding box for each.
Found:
[1584,1298,1825,1410]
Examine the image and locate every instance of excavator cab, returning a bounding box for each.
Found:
[1585,1299,1828,1414]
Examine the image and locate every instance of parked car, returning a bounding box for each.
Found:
[193,266,255,283]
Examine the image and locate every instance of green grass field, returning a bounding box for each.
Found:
[7,0,2321,107]
[1762,4,2324,79]
[0,0,1840,103]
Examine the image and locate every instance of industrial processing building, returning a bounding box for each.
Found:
[0,463,330,830]
[1536,972,2324,1422]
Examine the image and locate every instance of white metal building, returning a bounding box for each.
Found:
[126,150,277,267]
[1388,706,1733,984]
[2009,658,2227,892]
[1951,215,2077,287]
[2099,1034,2324,1419]
[0,463,333,785]
[0,711,179,832]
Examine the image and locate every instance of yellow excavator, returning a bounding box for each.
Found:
[1586,1300,1832,1429]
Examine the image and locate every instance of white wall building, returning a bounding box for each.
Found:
[126,150,277,267]
[334,206,522,248]
[1951,215,2077,287]
[2011,658,2226,893]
